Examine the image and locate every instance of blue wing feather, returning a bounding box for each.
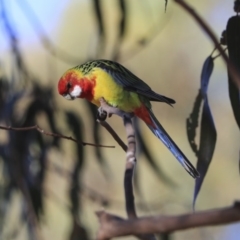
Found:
[147,108,199,178]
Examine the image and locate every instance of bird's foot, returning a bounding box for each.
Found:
[97,97,134,120]
[96,98,114,121]
[97,107,108,121]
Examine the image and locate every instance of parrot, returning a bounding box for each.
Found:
[58,59,199,178]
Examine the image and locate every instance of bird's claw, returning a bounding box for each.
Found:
[97,107,108,121]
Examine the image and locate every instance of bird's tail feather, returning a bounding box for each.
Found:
[146,108,199,179]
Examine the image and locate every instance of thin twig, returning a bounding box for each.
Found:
[212,47,228,60]
[0,125,114,148]
[97,120,127,152]
[96,202,240,239]
[174,0,240,89]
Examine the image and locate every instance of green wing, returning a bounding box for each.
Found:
[94,60,175,105]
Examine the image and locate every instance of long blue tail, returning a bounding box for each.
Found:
[146,108,199,178]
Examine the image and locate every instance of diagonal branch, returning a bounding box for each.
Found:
[97,120,127,152]
[0,125,114,148]
[174,0,240,89]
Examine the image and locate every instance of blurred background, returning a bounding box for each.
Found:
[0,0,239,239]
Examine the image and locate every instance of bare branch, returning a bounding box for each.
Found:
[123,117,156,240]
[97,98,137,217]
[0,125,114,148]
[174,0,240,89]
[97,98,132,152]
[97,120,127,152]
[95,99,240,239]
[96,202,240,239]
[98,98,155,240]
[123,116,137,219]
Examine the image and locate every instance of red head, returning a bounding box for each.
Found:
[58,69,95,101]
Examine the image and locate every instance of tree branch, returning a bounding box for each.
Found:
[123,116,137,219]
[97,120,127,152]
[96,202,240,239]
[97,98,156,240]
[96,99,137,219]
[0,125,114,148]
[174,0,240,89]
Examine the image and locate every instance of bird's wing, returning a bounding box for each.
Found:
[97,60,175,105]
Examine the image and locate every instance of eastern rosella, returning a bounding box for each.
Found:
[58,60,199,178]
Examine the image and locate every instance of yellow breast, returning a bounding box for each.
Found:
[89,68,141,112]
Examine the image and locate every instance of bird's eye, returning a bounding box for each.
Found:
[66,82,72,89]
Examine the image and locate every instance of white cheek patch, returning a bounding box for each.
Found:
[70,86,82,98]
